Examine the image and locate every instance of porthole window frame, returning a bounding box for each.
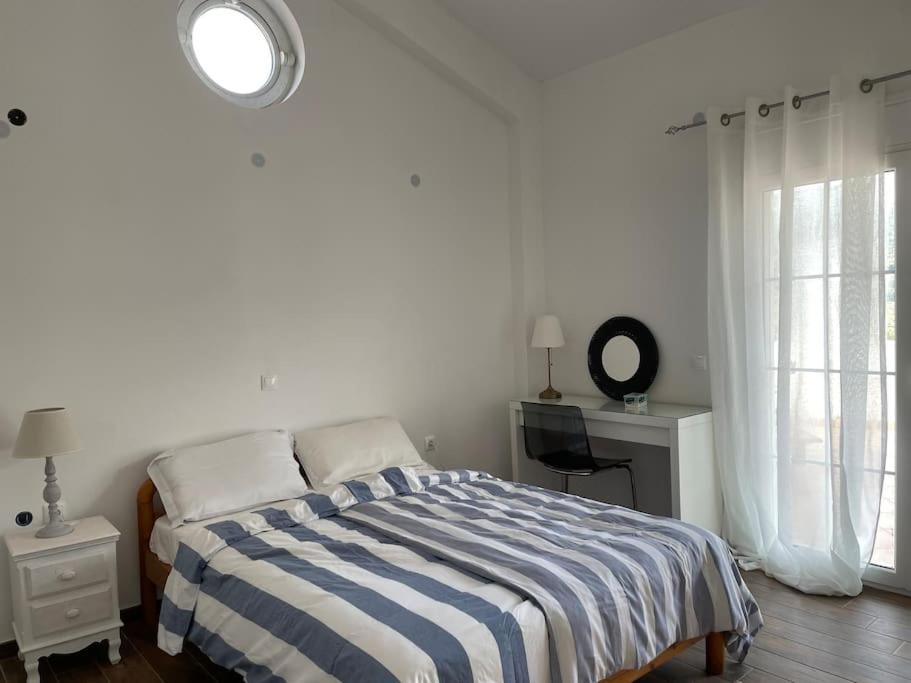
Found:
[177,0,302,109]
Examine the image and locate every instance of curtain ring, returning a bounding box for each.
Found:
[720,113,731,127]
[860,78,874,94]
[758,103,771,117]
[792,95,802,110]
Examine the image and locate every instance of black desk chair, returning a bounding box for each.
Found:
[521,402,638,509]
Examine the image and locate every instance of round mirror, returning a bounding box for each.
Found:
[587,317,659,400]
[601,336,640,382]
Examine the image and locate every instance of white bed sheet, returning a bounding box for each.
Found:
[151,507,259,565]
[150,515,177,564]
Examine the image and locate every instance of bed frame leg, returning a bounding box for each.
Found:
[138,478,160,630]
[705,632,725,675]
[141,574,158,628]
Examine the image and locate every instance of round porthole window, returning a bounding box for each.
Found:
[177,0,305,109]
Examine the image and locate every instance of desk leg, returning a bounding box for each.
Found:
[509,407,519,482]
[673,420,721,535]
[669,430,682,520]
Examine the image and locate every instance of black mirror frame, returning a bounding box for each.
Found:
[587,316,659,400]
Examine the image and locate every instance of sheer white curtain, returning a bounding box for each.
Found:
[707,75,888,595]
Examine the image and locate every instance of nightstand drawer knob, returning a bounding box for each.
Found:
[65,608,81,620]
[59,569,77,581]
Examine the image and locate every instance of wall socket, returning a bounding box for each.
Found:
[261,374,279,391]
[424,435,437,453]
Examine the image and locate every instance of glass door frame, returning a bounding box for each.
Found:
[866,148,911,593]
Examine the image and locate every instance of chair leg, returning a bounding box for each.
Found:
[562,474,569,494]
[623,464,638,510]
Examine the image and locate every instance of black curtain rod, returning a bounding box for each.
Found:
[665,68,911,135]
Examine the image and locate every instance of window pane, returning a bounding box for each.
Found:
[789,371,826,464]
[829,180,842,275]
[766,280,780,367]
[786,461,830,550]
[829,373,886,472]
[834,274,885,373]
[885,170,896,273]
[886,273,896,374]
[862,373,887,472]
[791,278,825,369]
[793,182,825,277]
[828,276,840,371]
[886,374,896,474]
[828,372,840,463]
[764,189,781,280]
[872,472,896,569]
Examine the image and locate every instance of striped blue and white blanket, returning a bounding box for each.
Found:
[159,468,762,683]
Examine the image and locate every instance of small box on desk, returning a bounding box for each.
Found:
[624,393,648,413]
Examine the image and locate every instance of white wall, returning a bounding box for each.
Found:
[0,0,541,642]
[542,0,911,405]
[333,0,547,396]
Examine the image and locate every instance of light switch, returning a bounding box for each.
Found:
[261,374,279,391]
[692,355,708,371]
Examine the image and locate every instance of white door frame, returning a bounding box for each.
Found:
[865,148,911,593]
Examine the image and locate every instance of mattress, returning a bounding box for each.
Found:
[151,508,260,565]
[150,515,178,565]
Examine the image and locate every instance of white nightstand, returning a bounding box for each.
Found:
[4,516,123,683]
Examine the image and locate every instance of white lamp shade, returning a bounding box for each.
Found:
[13,408,83,460]
[531,315,565,349]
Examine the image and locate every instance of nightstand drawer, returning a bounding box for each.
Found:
[25,548,109,599]
[30,586,114,639]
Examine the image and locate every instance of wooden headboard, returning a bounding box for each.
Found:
[137,478,171,627]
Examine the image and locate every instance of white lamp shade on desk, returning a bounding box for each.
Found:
[13,408,82,460]
[531,315,565,349]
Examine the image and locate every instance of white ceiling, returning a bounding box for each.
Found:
[435,0,761,81]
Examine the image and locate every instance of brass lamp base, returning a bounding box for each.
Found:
[539,347,562,400]
[538,386,562,400]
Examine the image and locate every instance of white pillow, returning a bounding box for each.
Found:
[148,430,308,526]
[294,417,424,488]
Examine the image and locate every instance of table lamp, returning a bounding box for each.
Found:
[13,407,82,538]
[531,315,565,400]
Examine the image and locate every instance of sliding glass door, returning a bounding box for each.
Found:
[866,149,910,591]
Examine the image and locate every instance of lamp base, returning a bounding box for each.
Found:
[538,386,562,401]
[37,455,73,538]
[36,521,74,538]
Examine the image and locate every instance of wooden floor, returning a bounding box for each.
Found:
[2,571,910,682]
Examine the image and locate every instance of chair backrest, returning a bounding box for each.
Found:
[520,402,595,468]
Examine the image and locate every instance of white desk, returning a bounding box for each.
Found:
[509,395,721,534]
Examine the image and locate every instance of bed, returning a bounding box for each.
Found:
[138,466,761,682]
